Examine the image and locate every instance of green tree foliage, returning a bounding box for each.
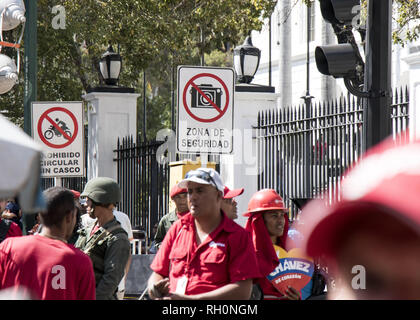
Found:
[1,0,420,135]
[301,0,420,45]
[393,0,420,45]
[0,0,277,139]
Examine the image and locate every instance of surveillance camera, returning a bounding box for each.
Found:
[0,54,18,94]
[0,0,26,31]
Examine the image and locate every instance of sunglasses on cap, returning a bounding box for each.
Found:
[185,169,218,188]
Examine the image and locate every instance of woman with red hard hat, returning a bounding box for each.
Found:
[244,189,301,300]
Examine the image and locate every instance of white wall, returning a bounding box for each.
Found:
[220,88,280,227]
[83,92,139,181]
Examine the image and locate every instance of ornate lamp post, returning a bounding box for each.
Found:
[87,44,133,93]
[233,36,261,84]
[99,45,122,86]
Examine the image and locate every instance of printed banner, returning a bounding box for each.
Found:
[267,248,314,296]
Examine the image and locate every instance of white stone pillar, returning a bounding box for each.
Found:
[82,91,140,181]
[220,85,280,227]
[402,52,420,141]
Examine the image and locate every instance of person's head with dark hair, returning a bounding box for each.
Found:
[40,187,77,241]
[5,202,20,215]
[68,200,83,245]
[73,201,82,230]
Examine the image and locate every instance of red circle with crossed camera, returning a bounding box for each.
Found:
[182,73,230,123]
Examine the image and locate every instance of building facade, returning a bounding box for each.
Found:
[251,0,420,108]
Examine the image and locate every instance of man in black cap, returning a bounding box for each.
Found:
[2,201,23,230]
[0,200,22,242]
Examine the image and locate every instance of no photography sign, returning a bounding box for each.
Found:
[177,66,234,154]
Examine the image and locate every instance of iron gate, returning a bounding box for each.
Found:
[256,87,409,219]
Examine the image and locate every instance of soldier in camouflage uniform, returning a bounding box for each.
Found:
[153,184,188,250]
[75,177,130,300]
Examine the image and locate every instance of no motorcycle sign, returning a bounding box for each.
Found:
[32,102,85,177]
[37,106,78,149]
[177,66,234,154]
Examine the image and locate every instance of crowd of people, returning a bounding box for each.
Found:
[147,168,323,300]
[0,177,132,300]
[1,135,420,300]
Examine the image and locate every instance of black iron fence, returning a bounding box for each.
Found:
[41,176,87,192]
[256,87,409,220]
[114,136,221,239]
[40,86,409,233]
[114,136,170,239]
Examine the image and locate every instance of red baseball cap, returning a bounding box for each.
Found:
[298,136,420,259]
[223,186,244,199]
[170,184,187,199]
[70,190,80,199]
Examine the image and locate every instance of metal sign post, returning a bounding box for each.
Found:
[363,0,392,151]
[23,0,37,136]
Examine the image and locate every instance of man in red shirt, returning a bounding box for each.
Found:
[148,168,260,300]
[0,187,95,300]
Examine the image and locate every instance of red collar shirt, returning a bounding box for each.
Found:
[151,212,261,295]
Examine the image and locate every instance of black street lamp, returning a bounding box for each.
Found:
[99,45,122,86]
[87,45,133,93]
[233,36,261,84]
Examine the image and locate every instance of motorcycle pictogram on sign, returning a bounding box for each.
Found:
[37,107,78,149]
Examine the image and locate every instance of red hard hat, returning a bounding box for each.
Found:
[244,189,287,216]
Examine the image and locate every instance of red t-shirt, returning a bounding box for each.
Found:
[0,235,95,300]
[6,220,22,238]
[151,212,261,295]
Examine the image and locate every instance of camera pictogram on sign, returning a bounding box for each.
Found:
[190,84,223,109]
[182,73,230,123]
[177,66,234,154]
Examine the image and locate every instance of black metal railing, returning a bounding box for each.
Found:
[114,136,170,240]
[256,87,409,220]
[41,176,87,192]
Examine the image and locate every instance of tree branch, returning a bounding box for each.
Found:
[70,35,89,92]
